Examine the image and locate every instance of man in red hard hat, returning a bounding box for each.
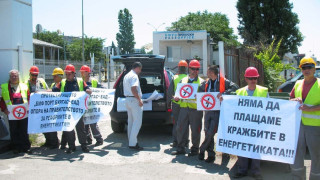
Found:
[171,60,204,156]
[80,65,104,146]
[56,64,92,153]
[26,66,48,93]
[167,60,189,148]
[233,67,268,180]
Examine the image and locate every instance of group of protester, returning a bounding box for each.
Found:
[1,57,319,180]
[163,58,319,180]
[0,64,103,154]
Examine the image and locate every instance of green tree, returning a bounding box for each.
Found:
[167,11,239,47]
[140,47,146,54]
[33,30,66,59]
[254,39,295,91]
[116,8,135,54]
[237,0,303,56]
[111,41,117,55]
[68,36,104,61]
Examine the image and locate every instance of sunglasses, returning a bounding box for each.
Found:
[31,74,38,77]
[190,68,200,71]
[301,66,314,70]
[246,77,258,80]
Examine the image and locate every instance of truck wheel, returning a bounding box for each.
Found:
[111,121,125,133]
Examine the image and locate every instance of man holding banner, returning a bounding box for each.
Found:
[290,57,320,180]
[171,60,204,156]
[59,64,92,153]
[233,67,267,180]
[0,70,31,154]
[198,65,238,163]
[80,65,104,147]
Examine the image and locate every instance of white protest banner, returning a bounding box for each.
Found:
[83,88,115,125]
[196,92,221,111]
[174,83,198,99]
[216,95,301,164]
[7,103,29,120]
[28,92,88,134]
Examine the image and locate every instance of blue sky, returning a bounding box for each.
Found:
[33,0,320,58]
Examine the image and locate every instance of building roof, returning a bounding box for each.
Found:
[33,39,62,49]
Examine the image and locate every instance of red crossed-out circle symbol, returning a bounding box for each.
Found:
[84,96,89,110]
[12,106,27,120]
[201,94,216,110]
[179,85,193,98]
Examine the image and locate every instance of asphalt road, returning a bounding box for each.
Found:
[0,116,311,180]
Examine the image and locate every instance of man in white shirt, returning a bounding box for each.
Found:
[123,62,143,150]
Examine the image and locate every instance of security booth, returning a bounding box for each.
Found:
[153,30,212,76]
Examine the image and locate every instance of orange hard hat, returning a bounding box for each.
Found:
[64,64,76,73]
[244,67,259,77]
[80,65,91,72]
[29,66,39,75]
[178,60,188,67]
[189,59,200,68]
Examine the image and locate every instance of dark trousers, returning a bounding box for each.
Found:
[62,130,76,149]
[8,118,30,151]
[85,123,102,142]
[43,132,59,146]
[176,107,203,152]
[199,111,220,157]
[76,118,88,145]
[237,157,261,175]
[172,103,189,144]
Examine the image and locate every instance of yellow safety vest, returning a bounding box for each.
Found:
[179,76,203,109]
[60,78,84,92]
[294,79,320,126]
[236,85,268,98]
[172,74,187,104]
[1,83,28,106]
[91,78,98,88]
[50,83,55,89]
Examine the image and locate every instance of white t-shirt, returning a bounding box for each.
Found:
[123,70,142,98]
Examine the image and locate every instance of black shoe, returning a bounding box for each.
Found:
[49,144,60,149]
[170,142,177,148]
[129,144,144,151]
[87,140,92,145]
[60,145,66,150]
[12,149,20,154]
[233,173,247,178]
[252,174,263,180]
[95,141,103,146]
[205,156,215,163]
[171,150,186,155]
[22,149,32,155]
[188,151,199,157]
[198,152,204,160]
[66,147,76,154]
[81,145,90,153]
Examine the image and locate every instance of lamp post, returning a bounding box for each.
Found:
[147,22,165,31]
[57,29,66,61]
[81,0,85,64]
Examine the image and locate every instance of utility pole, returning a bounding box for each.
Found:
[81,0,85,64]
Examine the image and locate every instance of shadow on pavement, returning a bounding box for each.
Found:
[103,124,172,156]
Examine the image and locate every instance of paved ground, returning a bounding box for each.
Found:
[0,116,311,180]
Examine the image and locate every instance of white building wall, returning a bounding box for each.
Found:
[0,0,33,84]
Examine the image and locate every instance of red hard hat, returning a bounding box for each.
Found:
[189,60,200,68]
[80,65,91,72]
[29,66,39,74]
[178,60,188,67]
[244,67,259,77]
[64,64,76,73]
